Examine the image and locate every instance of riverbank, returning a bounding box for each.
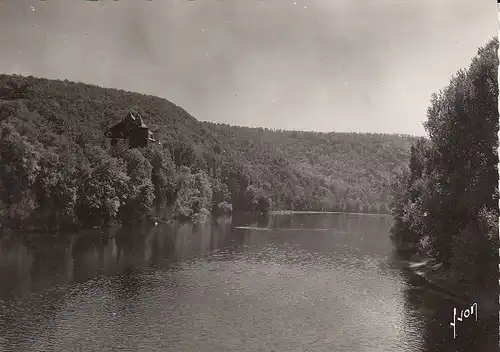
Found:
[405,259,467,303]
[404,255,498,321]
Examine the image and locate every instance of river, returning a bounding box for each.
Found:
[0,213,496,351]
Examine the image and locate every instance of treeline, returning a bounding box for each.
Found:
[203,123,416,214]
[389,38,499,297]
[0,72,414,231]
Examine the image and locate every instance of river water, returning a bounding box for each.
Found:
[0,213,496,352]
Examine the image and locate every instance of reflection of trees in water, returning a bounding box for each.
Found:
[256,214,270,228]
[114,226,148,270]
[111,226,155,306]
[275,215,291,228]
[0,219,238,350]
[0,234,76,352]
[171,217,232,261]
[229,212,250,227]
[325,214,341,230]
[29,235,73,288]
[0,236,32,298]
[0,234,74,298]
[149,225,176,268]
[72,230,114,283]
[376,215,393,232]
[0,213,397,298]
[0,231,116,297]
[72,225,159,280]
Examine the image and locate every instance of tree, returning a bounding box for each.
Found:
[34,149,78,229]
[220,159,250,209]
[173,170,213,221]
[144,144,175,212]
[210,177,231,211]
[422,38,498,265]
[390,38,498,295]
[355,199,362,213]
[75,146,131,227]
[116,148,154,225]
[167,140,196,170]
[0,123,41,227]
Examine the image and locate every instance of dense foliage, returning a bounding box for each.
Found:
[389,38,499,298]
[203,123,415,213]
[0,72,414,231]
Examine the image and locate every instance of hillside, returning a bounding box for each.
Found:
[0,73,416,231]
[203,122,416,211]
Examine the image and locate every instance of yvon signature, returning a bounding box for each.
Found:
[449,303,477,339]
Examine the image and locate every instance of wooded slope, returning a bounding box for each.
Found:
[0,73,415,230]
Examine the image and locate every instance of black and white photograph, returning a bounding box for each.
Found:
[0,0,498,351]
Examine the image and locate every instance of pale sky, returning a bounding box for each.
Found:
[0,0,497,136]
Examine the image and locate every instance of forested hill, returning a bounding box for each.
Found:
[0,73,415,230]
[202,122,416,212]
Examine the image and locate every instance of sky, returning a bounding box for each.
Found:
[0,0,497,136]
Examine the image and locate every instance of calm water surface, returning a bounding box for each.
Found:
[0,213,496,351]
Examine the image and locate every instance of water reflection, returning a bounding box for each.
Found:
[0,216,234,301]
[0,213,496,351]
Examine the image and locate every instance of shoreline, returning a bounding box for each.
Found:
[406,258,473,306]
[269,210,392,216]
[0,211,391,235]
